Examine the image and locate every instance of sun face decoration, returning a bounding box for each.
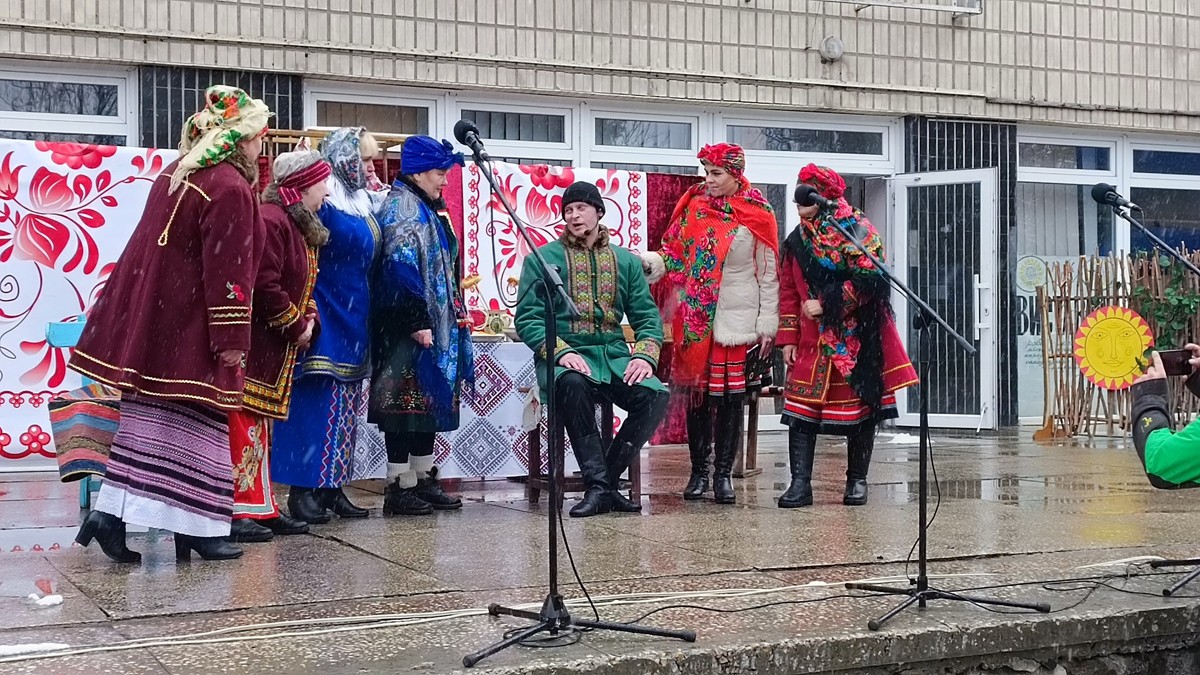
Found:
[1074,306,1154,390]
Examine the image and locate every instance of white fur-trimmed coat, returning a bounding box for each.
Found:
[642,226,779,346]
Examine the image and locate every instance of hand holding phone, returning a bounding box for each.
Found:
[1157,349,1195,377]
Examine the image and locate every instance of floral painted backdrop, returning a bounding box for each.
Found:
[0,141,165,471]
[460,162,649,322]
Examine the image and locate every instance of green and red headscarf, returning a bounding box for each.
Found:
[170,85,272,194]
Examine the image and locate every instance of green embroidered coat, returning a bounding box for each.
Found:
[514,230,666,397]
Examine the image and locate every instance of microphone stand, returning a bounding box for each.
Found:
[1111,206,1200,278]
[807,206,1051,628]
[461,152,695,668]
[1108,206,1200,595]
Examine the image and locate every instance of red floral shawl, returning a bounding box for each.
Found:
[660,182,779,388]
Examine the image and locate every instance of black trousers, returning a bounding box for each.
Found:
[554,371,669,454]
[385,431,435,464]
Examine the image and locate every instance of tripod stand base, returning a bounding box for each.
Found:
[845,582,1051,631]
[462,593,697,668]
[1149,559,1200,597]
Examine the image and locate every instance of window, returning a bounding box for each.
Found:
[1015,184,1114,258]
[728,125,884,155]
[594,118,691,150]
[463,110,565,143]
[0,64,134,146]
[591,161,697,175]
[0,130,125,145]
[1019,142,1110,171]
[1133,149,1200,176]
[1129,187,1200,251]
[0,78,119,117]
[493,156,571,167]
[315,100,429,135]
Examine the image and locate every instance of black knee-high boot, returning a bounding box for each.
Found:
[712,395,743,505]
[778,428,816,508]
[683,401,712,499]
[844,424,876,506]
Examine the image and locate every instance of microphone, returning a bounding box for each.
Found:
[453,119,490,161]
[795,184,838,211]
[1090,183,1140,211]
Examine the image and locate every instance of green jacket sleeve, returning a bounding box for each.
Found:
[1131,378,1200,489]
[621,251,664,368]
[513,252,574,362]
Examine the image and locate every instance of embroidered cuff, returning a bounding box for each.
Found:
[535,337,572,361]
[208,305,251,327]
[267,303,302,331]
[631,339,661,367]
[777,314,800,346]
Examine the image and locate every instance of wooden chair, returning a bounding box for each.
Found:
[735,385,784,478]
[523,394,642,504]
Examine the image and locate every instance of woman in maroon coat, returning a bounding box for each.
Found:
[69,86,271,563]
[777,164,918,509]
[227,150,331,543]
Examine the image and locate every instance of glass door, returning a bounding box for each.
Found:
[891,168,999,430]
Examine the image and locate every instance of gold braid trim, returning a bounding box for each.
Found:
[157,180,211,247]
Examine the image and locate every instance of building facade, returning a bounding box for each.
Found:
[2,0,1197,429]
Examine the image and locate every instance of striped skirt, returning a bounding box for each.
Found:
[705,343,758,397]
[94,394,233,538]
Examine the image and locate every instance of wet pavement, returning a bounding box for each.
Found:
[3,431,1200,674]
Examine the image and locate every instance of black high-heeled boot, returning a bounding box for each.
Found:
[778,428,816,508]
[320,487,369,518]
[712,396,744,505]
[287,487,331,524]
[843,425,876,506]
[175,533,243,561]
[75,510,141,564]
[682,402,712,500]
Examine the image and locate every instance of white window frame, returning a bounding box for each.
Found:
[716,110,896,176]
[451,93,575,164]
[1016,133,1118,185]
[583,103,701,172]
[304,80,440,144]
[0,59,137,143]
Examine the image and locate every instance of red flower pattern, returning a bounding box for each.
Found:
[34,142,117,171]
[519,164,575,190]
[19,425,51,455]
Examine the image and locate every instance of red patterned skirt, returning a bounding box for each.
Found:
[782,367,899,436]
[229,410,280,519]
[705,343,760,397]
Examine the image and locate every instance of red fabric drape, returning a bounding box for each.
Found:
[646,173,701,445]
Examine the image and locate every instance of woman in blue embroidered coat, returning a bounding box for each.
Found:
[369,136,474,517]
[271,127,380,523]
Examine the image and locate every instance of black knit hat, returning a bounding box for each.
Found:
[562,181,605,215]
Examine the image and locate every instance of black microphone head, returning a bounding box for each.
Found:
[1091,182,1116,205]
[794,184,823,207]
[453,119,481,145]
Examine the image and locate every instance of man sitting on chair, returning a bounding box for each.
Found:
[514,181,669,518]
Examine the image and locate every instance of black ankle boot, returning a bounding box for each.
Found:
[226,518,274,543]
[175,534,243,561]
[683,402,712,500]
[843,425,876,506]
[383,481,434,516]
[321,487,369,518]
[287,487,331,524]
[75,511,141,564]
[712,396,743,505]
[569,488,612,518]
[413,466,463,510]
[260,512,310,535]
[779,429,816,508]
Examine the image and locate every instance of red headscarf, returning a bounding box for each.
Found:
[798,163,854,219]
[698,143,747,185]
